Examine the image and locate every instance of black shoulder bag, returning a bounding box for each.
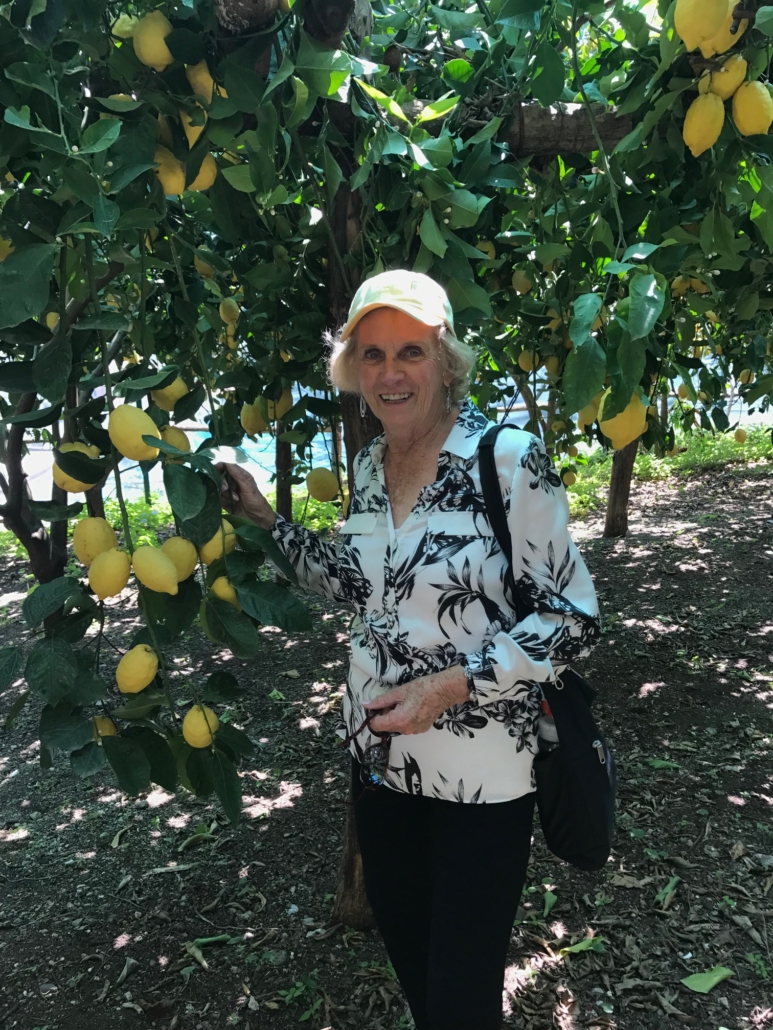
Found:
[479,424,617,872]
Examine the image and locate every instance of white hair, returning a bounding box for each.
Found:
[325,322,476,404]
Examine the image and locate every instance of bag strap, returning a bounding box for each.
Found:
[478,423,531,624]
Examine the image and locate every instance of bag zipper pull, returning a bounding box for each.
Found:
[593,739,606,764]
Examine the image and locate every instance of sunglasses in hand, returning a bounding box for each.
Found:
[342,711,394,790]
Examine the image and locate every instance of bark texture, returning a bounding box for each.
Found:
[275,422,292,522]
[603,439,639,538]
[331,797,375,930]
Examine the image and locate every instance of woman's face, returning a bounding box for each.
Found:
[355,308,449,432]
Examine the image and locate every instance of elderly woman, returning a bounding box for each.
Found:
[220,270,600,1030]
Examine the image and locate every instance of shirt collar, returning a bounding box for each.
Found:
[370,399,490,466]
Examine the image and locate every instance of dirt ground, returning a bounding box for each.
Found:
[1,461,772,1030]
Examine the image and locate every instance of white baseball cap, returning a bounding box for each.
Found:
[340,269,455,341]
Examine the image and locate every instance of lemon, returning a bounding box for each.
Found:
[161,536,198,580]
[109,404,161,461]
[698,390,708,402]
[194,253,216,277]
[668,445,679,457]
[280,350,292,362]
[188,152,218,192]
[45,311,59,330]
[682,93,724,158]
[52,442,101,493]
[678,384,689,399]
[577,392,603,431]
[185,60,227,102]
[159,424,190,455]
[517,351,539,373]
[674,0,727,51]
[738,368,754,384]
[306,468,339,502]
[219,297,240,323]
[111,12,139,37]
[732,81,773,137]
[199,518,237,565]
[89,548,131,600]
[132,10,174,73]
[598,390,648,450]
[181,106,207,147]
[476,241,496,260]
[116,644,158,694]
[561,471,577,487]
[240,401,268,436]
[734,427,747,443]
[153,145,186,195]
[0,237,14,262]
[182,704,219,748]
[73,517,118,567]
[151,376,189,412]
[544,355,560,376]
[511,269,533,294]
[710,53,747,101]
[211,576,240,607]
[567,445,579,457]
[132,545,179,595]
[700,0,748,57]
[93,715,118,740]
[267,388,293,421]
[689,278,710,294]
[671,275,690,297]
[226,324,238,349]
[715,343,723,355]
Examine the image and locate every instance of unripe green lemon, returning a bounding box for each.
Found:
[89,548,131,600]
[73,517,118,567]
[132,545,179,595]
[116,644,158,694]
[182,704,219,748]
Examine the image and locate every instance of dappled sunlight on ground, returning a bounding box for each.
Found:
[242,780,303,820]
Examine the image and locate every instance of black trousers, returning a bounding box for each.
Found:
[352,759,535,1030]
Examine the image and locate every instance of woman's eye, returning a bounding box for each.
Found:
[404,347,423,359]
[362,349,382,361]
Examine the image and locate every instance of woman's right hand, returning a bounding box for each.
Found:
[216,463,276,530]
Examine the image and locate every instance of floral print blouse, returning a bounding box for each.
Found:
[270,399,600,803]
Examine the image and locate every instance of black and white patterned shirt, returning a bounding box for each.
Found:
[271,400,600,803]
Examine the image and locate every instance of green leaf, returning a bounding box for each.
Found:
[543,891,557,918]
[680,966,735,993]
[622,242,659,262]
[231,520,298,584]
[323,145,344,208]
[4,691,29,730]
[110,690,167,721]
[79,118,121,154]
[262,53,295,104]
[655,875,681,903]
[430,4,481,32]
[568,293,603,345]
[420,208,447,257]
[33,335,72,404]
[27,500,83,523]
[445,278,492,317]
[464,116,503,148]
[25,638,78,703]
[39,703,94,752]
[202,670,244,703]
[67,671,108,705]
[627,274,665,340]
[200,598,261,658]
[114,365,179,393]
[560,936,605,956]
[0,647,24,690]
[186,747,214,796]
[77,311,130,331]
[221,164,256,193]
[212,749,242,824]
[235,580,312,632]
[215,722,253,757]
[0,360,36,392]
[22,577,82,628]
[5,62,56,97]
[0,244,58,330]
[355,78,410,123]
[2,403,63,428]
[754,5,773,33]
[535,243,570,265]
[162,577,203,639]
[115,208,162,231]
[164,463,207,522]
[53,447,110,484]
[415,95,459,123]
[126,728,178,791]
[165,27,207,64]
[70,741,107,778]
[97,96,144,113]
[92,194,120,237]
[617,334,647,394]
[224,64,266,111]
[562,337,606,415]
[444,59,475,83]
[102,735,152,795]
[180,478,223,547]
[647,757,680,769]
[531,41,565,106]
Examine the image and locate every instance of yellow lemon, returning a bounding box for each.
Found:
[674,0,727,51]
[578,393,602,431]
[567,445,579,457]
[153,145,186,195]
[732,81,773,137]
[185,60,227,102]
[700,0,748,57]
[476,241,496,260]
[715,343,723,355]
[89,548,131,600]
[108,404,161,461]
[161,536,198,580]
[306,468,339,502]
[689,278,710,294]
[734,427,747,443]
[182,704,219,748]
[544,355,561,376]
[111,12,139,37]
[678,384,689,399]
[240,401,268,436]
[0,237,14,262]
[280,350,292,362]
[132,545,179,595]
[211,576,240,607]
[682,93,724,158]
[73,517,118,567]
[188,152,217,192]
[598,390,648,450]
[181,106,207,147]
[45,311,59,330]
[132,10,174,73]
[738,368,754,384]
[511,269,533,294]
[93,715,118,740]
[561,471,577,487]
[116,644,158,694]
[52,442,101,493]
[267,388,293,421]
[151,376,189,412]
[194,253,216,277]
[219,297,240,323]
[199,518,236,565]
[709,53,747,101]
[671,275,690,297]
[159,424,190,454]
[517,351,539,373]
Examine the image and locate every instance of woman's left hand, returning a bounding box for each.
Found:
[363,666,470,735]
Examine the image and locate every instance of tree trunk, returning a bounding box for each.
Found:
[603,440,639,538]
[275,423,292,522]
[330,796,375,930]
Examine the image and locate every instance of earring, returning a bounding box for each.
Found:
[360,395,366,417]
[445,386,452,413]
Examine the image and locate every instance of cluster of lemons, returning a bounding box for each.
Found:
[676,0,773,156]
